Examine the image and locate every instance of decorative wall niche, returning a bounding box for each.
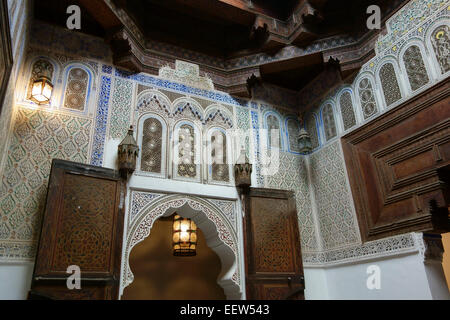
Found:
[137,113,168,178]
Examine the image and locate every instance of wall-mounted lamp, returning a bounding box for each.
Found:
[118,126,139,179]
[29,60,54,105]
[173,214,197,256]
[298,127,312,154]
[30,77,53,105]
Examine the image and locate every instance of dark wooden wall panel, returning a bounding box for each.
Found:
[342,78,450,241]
[30,159,124,300]
[243,188,304,300]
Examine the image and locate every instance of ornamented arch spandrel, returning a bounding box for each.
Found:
[121,194,242,299]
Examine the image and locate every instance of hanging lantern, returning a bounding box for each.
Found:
[234,147,252,188]
[118,126,139,178]
[30,77,53,105]
[29,60,54,105]
[173,214,197,256]
[298,127,312,154]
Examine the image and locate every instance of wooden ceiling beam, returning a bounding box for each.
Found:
[77,0,122,31]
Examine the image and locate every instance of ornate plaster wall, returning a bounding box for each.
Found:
[0,0,448,300]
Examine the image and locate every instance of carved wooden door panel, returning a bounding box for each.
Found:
[243,188,304,300]
[29,159,124,300]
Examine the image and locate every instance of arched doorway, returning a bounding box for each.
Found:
[122,215,226,299]
[121,195,242,299]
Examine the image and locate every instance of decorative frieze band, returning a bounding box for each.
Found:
[303,233,424,267]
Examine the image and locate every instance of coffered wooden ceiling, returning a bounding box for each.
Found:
[34,0,409,94]
[113,0,396,59]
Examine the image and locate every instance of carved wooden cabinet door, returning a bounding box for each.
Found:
[243,188,304,300]
[29,159,124,300]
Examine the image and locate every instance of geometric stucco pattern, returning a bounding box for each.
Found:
[109,78,133,140]
[235,106,251,159]
[309,141,361,250]
[129,190,164,225]
[265,151,318,252]
[128,190,238,237]
[376,0,446,53]
[303,232,423,267]
[0,107,92,261]
[208,198,237,232]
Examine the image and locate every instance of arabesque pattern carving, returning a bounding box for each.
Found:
[124,195,240,295]
[339,91,356,130]
[252,197,294,272]
[141,117,163,174]
[431,24,450,74]
[177,124,196,178]
[265,152,317,252]
[303,233,422,266]
[376,0,444,53]
[379,63,402,107]
[403,45,430,91]
[358,78,378,119]
[0,107,91,260]
[322,104,336,141]
[63,68,88,111]
[109,78,133,139]
[309,141,360,250]
[54,174,116,270]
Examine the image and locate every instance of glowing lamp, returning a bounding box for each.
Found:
[30,77,53,105]
[173,214,197,256]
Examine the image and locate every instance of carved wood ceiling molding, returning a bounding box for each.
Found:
[99,0,408,95]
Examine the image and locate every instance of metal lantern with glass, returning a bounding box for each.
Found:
[172,214,197,256]
[30,60,54,105]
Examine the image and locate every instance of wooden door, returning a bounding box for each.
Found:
[29,159,124,300]
[243,188,304,300]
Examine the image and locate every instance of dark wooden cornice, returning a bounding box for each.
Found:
[44,0,409,98]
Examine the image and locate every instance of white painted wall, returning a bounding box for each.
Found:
[304,252,450,300]
[0,263,34,300]
[304,268,329,300]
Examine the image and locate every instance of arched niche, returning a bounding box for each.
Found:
[122,195,241,300]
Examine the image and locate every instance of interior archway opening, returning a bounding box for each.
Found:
[122,213,226,300]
